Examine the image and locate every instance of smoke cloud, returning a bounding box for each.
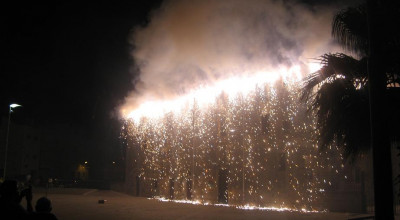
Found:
[121,0,348,115]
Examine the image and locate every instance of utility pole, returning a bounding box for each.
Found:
[367,0,394,219]
[3,104,21,179]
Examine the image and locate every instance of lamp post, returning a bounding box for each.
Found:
[3,103,22,179]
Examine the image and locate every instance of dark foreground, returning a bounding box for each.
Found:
[28,188,377,220]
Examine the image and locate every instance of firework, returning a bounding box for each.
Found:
[121,75,344,211]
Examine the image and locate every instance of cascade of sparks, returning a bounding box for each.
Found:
[121,69,344,211]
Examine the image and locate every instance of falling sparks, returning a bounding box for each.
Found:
[150,197,323,213]
[121,73,344,211]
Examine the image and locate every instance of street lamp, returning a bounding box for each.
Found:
[3,103,22,179]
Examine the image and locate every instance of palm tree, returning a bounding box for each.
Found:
[301,1,400,219]
[302,53,371,159]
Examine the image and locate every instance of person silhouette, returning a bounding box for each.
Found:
[0,180,33,219]
[31,197,58,220]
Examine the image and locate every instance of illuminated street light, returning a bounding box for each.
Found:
[9,104,21,108]
[3,103,22,179]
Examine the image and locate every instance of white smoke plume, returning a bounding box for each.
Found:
[121,0,350,116]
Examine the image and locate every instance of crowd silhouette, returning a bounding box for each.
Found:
[0,180,58,220]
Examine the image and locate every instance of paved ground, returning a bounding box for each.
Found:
[27,188,376,220]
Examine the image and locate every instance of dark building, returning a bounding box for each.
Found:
[0,117,86,185]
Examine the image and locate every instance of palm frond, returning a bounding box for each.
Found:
[301,53,367,102]
[313,80,370,160]
[300,2,400,162]
[332,4,368,56]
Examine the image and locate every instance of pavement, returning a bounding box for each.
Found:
[27,188,378,220]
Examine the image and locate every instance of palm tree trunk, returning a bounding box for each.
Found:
[367,0,394,219]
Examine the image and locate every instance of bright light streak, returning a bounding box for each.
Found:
[150,197,322,213]
[123,65,304,122]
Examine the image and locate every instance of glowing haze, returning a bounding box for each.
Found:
[120,0,343,119]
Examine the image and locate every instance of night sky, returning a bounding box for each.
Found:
[1,2,162,178]
[1,1,162,124]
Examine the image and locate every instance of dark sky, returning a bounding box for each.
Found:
[1,2,163,177]
[1,1,162,125]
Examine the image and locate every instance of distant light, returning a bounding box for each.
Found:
[112,161,116,164]
[10,103,22,108]
[84,161,88,164]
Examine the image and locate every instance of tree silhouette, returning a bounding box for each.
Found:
[302,1,400,219]
[302,4,400,158]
